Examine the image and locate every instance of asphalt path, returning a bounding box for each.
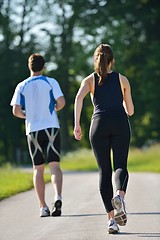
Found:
[0,172,160,240]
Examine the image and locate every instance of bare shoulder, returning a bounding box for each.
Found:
[81,73,94,86]
[80,73,94,94]
[119,74,130,88]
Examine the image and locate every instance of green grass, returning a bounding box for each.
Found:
[0,168,32,200]
[0,165,50,200]
[61,149,98,171]
[128,145,160,172]
[0,144,160,200]
[61,144,160,173]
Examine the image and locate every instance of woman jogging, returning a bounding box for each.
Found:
[73,44,134,234]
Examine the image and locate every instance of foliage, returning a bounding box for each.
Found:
[104,0,160,146]
[0,0,159,164]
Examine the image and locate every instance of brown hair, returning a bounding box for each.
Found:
[94,44,114,85]
[28,54,45,72]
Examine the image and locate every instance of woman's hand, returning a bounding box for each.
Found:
[74,125,82,141]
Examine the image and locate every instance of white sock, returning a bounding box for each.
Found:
[55,195,62,202]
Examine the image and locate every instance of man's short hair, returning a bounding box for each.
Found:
[28,54,45,72]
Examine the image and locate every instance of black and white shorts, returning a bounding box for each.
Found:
[27,128,60,166]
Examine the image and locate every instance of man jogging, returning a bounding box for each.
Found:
[10,54,65,217]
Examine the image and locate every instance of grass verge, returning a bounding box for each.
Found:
[61,145,160,173]
[0,164,50,200]
[128,144,160,172]
[0,144,160,200]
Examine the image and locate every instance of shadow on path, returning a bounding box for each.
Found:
[128,212,160,215]
[62,213,106,217]
[119,232,160,238]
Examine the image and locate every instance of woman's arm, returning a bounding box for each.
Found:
[121,75,134,116]
[74,75,92,140]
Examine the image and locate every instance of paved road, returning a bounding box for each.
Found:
[0,172,160,240]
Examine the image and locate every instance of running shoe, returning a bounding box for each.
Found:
[40,206,50,217]
[111,195,127,226]
[108,219,119,234]
[51,200,62,217]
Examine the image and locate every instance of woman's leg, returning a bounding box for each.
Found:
[111,118,131,193]
[89,117,114,213]
[111,118,131,226]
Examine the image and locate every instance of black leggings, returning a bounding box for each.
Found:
[89,115,131,213]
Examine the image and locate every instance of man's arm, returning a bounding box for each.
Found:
[12,105,26,119]
[55,96,65,111]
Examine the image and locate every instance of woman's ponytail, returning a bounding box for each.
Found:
[94,44,114,85]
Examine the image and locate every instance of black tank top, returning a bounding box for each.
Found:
[93,71,127,118]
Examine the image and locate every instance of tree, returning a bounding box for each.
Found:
[86,0,160,146]
[0,0,159,164]
[40,0,115,151]
[0,0,49,163]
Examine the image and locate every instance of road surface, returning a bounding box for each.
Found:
[0,172,160,240]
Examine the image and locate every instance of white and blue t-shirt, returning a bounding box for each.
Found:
[10,75,64,135]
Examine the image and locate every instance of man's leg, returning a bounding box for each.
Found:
[49,161,63,216]
[49,161,63,200]
[33,164,47,208]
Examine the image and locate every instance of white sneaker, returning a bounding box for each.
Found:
[108,219,119,234]
[111,195,127,226]
[40,206,50,217]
